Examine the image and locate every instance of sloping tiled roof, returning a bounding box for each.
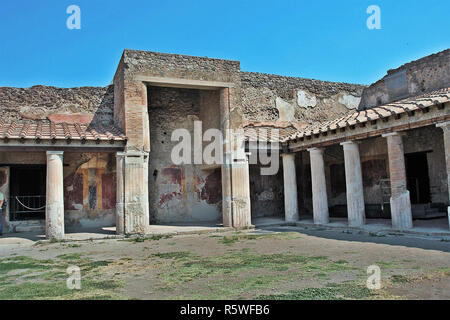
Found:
[282,87,450,142]
[0,121,127,143]
[243,121,309,142]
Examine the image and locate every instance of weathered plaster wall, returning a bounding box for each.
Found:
[0,85,114,125]
[147,86,222,223]
[63,153,116,230]
[0,152,115,232]
[359,49,450,109]
[240,72,365,123]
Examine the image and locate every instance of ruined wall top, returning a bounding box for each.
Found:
[240,71,366,124]
[0,85,114,125]
[359,49,450,110]
[2,48,447,131]
[117,49,241,83]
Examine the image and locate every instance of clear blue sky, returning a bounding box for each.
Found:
[0,0,448,88]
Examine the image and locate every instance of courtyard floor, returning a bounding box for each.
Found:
[0,226,449,300]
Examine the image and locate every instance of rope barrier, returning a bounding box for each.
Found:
[15,196,46,211]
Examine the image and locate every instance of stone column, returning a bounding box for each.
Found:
[308,148,329,224]
[45,151,64,239]
[231,158,252,228]
[382,132,413,230]
[436,122,450,230]
[341,141,366,227]
[220,87,252,228]
[115,152,125,235]
[282,153,299,222]
[123,151,150,235]
[220,88,233,227]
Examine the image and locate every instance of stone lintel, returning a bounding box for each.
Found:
[46,150,64,156]
[135,75,235,90]
[436,121,450,129]
[382,131,404,138]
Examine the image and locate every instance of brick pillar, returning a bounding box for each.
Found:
[113,76,150,234]
[341,141,366,227]
[46,151,65,239]
[282,153,299,222]
[308,148,329,224]
[436,122,450,230]
[383,132,413,230]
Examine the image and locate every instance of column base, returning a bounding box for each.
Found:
[448,207,450,231]
[348,218,365,228]
[124,202,149,235]
[390,191,413,230]
[313,213,329,225]
[115,202,125,235]
[348,208,365,228]
[285,215,300,223]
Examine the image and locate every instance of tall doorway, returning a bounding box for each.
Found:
[405,152,431,204]
[9,166,46,221]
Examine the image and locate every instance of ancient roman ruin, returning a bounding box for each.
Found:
[0,48,449,239]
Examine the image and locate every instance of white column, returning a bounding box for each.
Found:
[220,88,233,227]
[341,141,366,227]
[282,153,299,222]
[123,151,150,235]
[45,151,64,239]
[436,122,450,230]
[382,132,413,230]
[115,152,125,235]
[308,148,329,224]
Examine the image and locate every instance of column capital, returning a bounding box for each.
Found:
[340,140,359,146]
[307,147,324,154]
[120,150,148,158]
[382,131,404,138]
[46,151,64,156]
[281,152,296,158]
[436,121,450,130]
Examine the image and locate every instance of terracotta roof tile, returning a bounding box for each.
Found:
[0,121,127,143]
[282,87,450,142]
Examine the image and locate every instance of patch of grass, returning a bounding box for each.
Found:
[184,274,285,299]
[56,253,84,261]
[0,278,123,300]
[256,282,375,300]
[390,274,411,283]
[155,251,353,285]
[150,252,195,260]
[218,233,293,246]
[66,244,82,248]
[0,254,124,300]
[437,267,450,276]
[81,260,112,272]
[123,234,173,243]
[374,261,401,269]
[0,256,54,273]
[220,236,240,245]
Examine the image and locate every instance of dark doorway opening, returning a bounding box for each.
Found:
[405,152,431,204]
[9,166,46,221]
